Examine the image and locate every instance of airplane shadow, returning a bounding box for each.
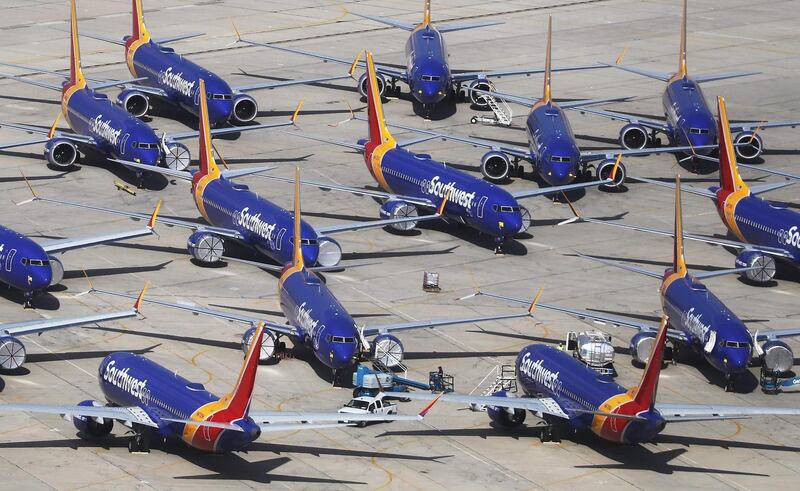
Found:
[341,246,459,261]
[62,261,173,281]
[469,328,632,357]
[574,133,620,146]
[77,147,170,191]
[25,344,159,364]
[0,93,61,106]
[0,172,67,184]
[234,70,360,97]
[566,252,739,273]
[218,154,313,166]
[89,326,242,351]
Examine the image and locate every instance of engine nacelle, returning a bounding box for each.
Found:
[379,200,419,231]
[73,400,114,437]
[317,236,342,267]
[372,334,404,368]
[44,138,78,169]
[734,131,763,160]
[596,158,626,189]
[518,205,532,234]
[486,390,526,427]
[0,336,26,370]
[619,123,649,150]
[480,151,511,182]
[48,256,64,286]
[231,93,258,124]
[358,72,386,98]
[630,331,657,365]
[735,251,776,284]
[162,142,191,171]
[761,339,793,374]
[187,231,225,263]
[116,89,150,118]
[467,79,495,108]
[242,326,278,362]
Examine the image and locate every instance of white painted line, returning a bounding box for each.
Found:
[695,31,766,43]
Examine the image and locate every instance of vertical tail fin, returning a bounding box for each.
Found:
[422,0,431,27]
[542,16,552,103]
[716,96,748,194]
[131,0,151,42]
[678,0,688,77]
[292,166,304,269]
[673,174,688,276]
[219,322,265,418]
[68,0,86,88]
[632,315,669,409]
[196,78,221,179]
[365,51,394,146]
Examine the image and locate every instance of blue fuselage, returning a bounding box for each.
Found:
[369,144,524,242]
[62,84,161,165]
[98,352,260,452]
[405,26,452,105]
[127,40,234,125]
[526,102,582,186]
[516,345,666,443]
[0,226,52,298]
[278,269,360,369]
[195,178,322,266]
[661,273,752,374]
[662,77,717,153]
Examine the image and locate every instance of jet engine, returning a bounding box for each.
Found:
[161,141,191,171]
[379,200,419,231]
[48,256,64,286]
[735,251,776,284]
[734,131,763,160]
[518,205,532,234]
[480,151,511,182]
[73,400,114,437]
[467,79,495,108]
[317,237,343,267]
[116,89,150,118]
[486,391,526,427]
[232,93,258,124]
[242,326,278,362]
[372,334,404,368]
[0,336,26,370]
[629,331,657,365]
[596,158,626,189]
[358,72,386,98]
[187,231,224,264]
[44,138,78,169]
[760,339,793,374]
[619,123,649,150]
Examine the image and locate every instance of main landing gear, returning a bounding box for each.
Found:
[539,414,562,443]
[128,430,150,453]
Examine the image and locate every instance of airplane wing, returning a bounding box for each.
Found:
[165,100,302,141]
[109,158,276,182]
[362,311,533,337]
[233,74,354,93]
[729,120,800,132]
[692,71,761,83]
[655,402,800,422]
[92,287,301,337]
[350,11,417,30]
[755,329,800,341]
[314,210,445,235]
[0,68,144,92]
[153,33,205,44]
[634,172,796,200]
[452,64,603,83]
[579,144,720,163]
[605,63,673,82]
[570,105,670,132]
[117,83,169,98]
[399,391,569,418]
[0,120,96,146]
[1,309,137,337]
[234,37,408,82]
[28,195,244,241]
[37,201,160,254]
[468,87,628,110]
[437,20,504,33]
[253,173,435,208]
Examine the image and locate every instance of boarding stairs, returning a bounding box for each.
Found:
[468,364,517,412]
[471,94,513,127]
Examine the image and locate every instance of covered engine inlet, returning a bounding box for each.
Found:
[565,331,615,376]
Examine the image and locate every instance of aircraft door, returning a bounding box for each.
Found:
[5,249,16,272]
[477,196,488,218]
[119,133,130,155]
[275,229,286,251]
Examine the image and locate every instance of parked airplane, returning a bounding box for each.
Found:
[68,0,352,126]
[419,16,712,186]
[260,50,619,253]
[579,96,800,286]
[469,174,800,391]
[575,0,799,163]
[233,0,604,118]
[0,200,159,307]
[26,79,443,269]
[401,314,800,443]
[0,284,147,371]
[93,168,539,380]
[0,322,438,453]
[0,0,299,179]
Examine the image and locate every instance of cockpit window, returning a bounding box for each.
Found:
[21,258,49,267]
[421,75,441,81]
[551,156,571,162]
[689,128,710,134]
[492,205,521,213]
[328,335,356,344]
[133,142,158,149]
[724,340,750,348]
[291,238,318,245]
[208,93,233,100]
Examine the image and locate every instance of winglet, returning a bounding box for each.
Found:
[615,45,629,65]
[82,269,94,292]
[348,51,363,78]
[147,199,162,229]
[528,287,544,314]
[436,189,451,215]
[290,98,304,125]
[48,111,62,139]
[609,154,622,182]
[418,392,443,419]
[231,20,242,43]
[133,281,149,312]
[555,191,582,226]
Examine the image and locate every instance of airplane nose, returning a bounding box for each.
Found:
[544,162,576,186]
[723,349,750,373]
[301,243,320,266]
[329,344,358,369]
[207,100,233,126]
[26,266,51,290]
[416,83,447,104]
